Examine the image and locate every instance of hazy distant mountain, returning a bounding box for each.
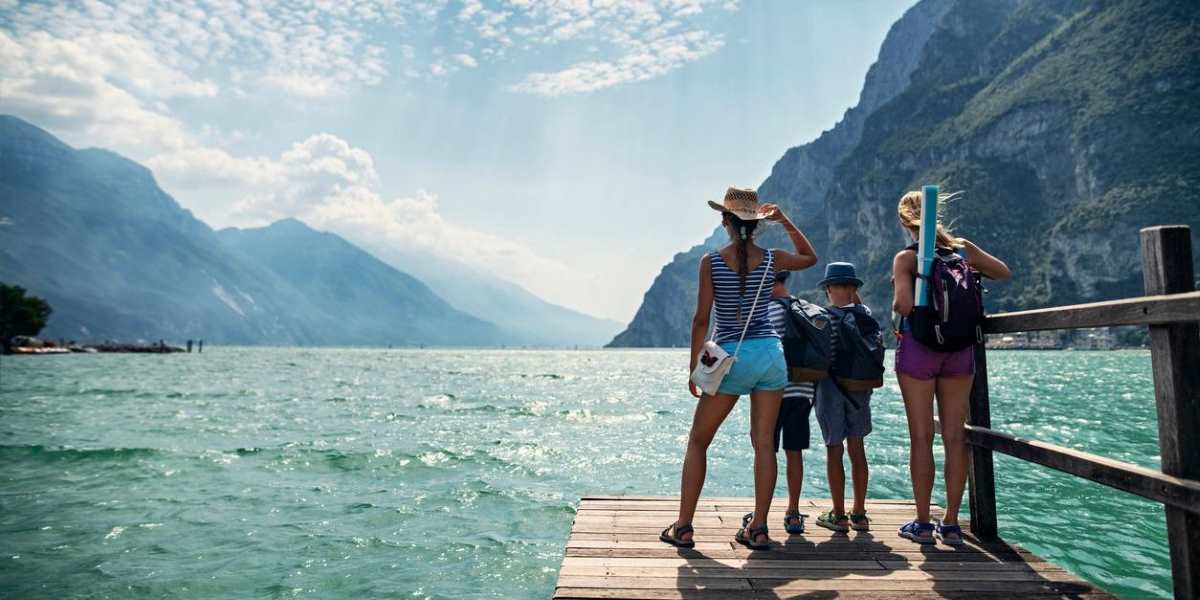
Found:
[217,219,506,346]
[391,251,625,347]
[0,115,317,343]
[0,116,497,346]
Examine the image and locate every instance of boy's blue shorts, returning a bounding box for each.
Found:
[716,336,788,396]
[814,379,873,446]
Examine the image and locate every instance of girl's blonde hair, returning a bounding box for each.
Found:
[897,190,964,249]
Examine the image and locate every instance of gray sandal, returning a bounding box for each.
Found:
[736,523,771,550]
[660,523,695,548]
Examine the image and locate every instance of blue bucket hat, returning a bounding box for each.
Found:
[818,262,863,288]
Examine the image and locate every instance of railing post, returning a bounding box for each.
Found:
[1141,225,1200,600]
[967,341,998,540]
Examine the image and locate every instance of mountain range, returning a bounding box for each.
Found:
[610,0,1200,347]
[0,115,620,346]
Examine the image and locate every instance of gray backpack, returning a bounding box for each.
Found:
[774,297,833,382]
[827,305,886,392]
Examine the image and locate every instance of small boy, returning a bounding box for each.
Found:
[766,271,816,534]
[813,262,873,533]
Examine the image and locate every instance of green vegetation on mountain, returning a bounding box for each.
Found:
[824,0,1200,317]
[0,283,51,344]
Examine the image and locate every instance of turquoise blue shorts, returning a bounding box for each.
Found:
[716,336,788,396]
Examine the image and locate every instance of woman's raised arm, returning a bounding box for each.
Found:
[961,239,1011,280]
[758,203,817,271]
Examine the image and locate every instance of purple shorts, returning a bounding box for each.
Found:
[894,333,975,380]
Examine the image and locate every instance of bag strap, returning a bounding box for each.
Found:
[732,250,773,359]
[706,251,722,343]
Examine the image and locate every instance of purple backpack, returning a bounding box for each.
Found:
[907,244,984,352]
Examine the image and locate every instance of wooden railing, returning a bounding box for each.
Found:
[960,225,1199,599]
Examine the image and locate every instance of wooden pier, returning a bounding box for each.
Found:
[554,496,1111,599]
[554,225,1200,598]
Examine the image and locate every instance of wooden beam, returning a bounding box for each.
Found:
[982,290,1200,333]
[960,424,1200,514]
[967,342,999,540]
[1142,225,1200,600]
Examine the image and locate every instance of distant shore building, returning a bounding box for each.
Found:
[1072,327,1118,350]
[986,330,1065,350]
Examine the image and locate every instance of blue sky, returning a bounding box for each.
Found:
[1,0,914,322]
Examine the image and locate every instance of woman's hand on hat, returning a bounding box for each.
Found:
[759,203,786,223]
[688,379,702,399]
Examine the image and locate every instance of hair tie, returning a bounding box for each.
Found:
[739,226,747,240]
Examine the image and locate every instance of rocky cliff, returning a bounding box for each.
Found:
[611,0,1200,347]
[820,0,1200,319]
[608,0,955,347]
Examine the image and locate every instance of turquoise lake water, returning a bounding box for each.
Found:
[0,348,1170,598]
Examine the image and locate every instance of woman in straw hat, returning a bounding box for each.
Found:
[660,187,818,550]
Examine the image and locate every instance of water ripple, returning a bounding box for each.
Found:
[0,348,1170,599]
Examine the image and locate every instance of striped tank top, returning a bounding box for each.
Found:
[710,248,779,343]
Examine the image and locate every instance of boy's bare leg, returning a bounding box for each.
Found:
[847,437,868,515]
[826,443,845,516]
[785,449,804,513]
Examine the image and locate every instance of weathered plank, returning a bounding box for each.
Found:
[754,578,1102,593]
[566,526,929,539]
[560,566,1076,582]
[555,497,1105,599]
[981,289,1200,333]
[554,590,1115,600]
[961,423,1200,513]
[562,557,885,570]
[559,576,1096,592]
[1142,225,1200,600]
[581,496,917,504]
[557,576,751,590]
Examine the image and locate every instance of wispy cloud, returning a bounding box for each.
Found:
[510,29,724,96]
[0,0,741,316]
[1,30,199,150]
[459,0,731,96]
[0,0,424,98]
[0,0,744,131]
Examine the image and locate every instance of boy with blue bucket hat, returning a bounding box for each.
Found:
[813,262,875,533]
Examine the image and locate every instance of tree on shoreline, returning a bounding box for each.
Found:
[1,283,52,347]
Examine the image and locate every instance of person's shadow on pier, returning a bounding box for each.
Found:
[666,526,888,599]
[668,526,1096,599]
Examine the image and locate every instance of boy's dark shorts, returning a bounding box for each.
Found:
[774,395,813,452]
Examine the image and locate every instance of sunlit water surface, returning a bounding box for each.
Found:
[0,348,1169,598]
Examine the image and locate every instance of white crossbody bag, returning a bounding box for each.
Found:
[690,250,773,397]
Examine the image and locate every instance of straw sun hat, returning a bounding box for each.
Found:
[708,187,767,221]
